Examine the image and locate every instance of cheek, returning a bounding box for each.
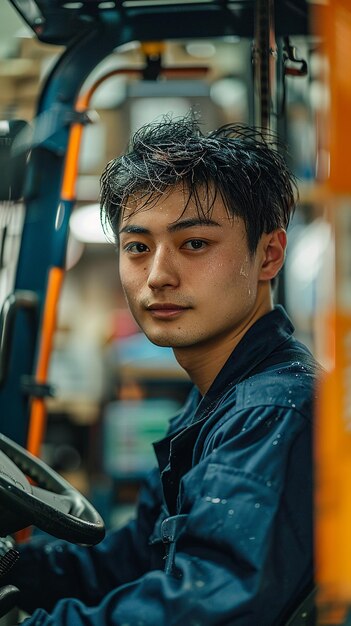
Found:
[119,258,136,285]
[223,258,258,302]
[121,277,137,300]
[119,266,134,300]
[119,265,147,307]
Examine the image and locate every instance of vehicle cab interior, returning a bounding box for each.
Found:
[0,1,349,624]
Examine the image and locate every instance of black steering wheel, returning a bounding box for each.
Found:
[0,433,105,546]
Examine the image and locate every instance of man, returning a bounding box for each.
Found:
[8,116,317,625]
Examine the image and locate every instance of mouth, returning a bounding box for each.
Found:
[146,303,190,319]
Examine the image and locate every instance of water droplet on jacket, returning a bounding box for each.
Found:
[221,499,227,504]
[254,502,261,508]
[212,497,221,504]
[228,509,234,516]
[272,440,278,445]
[195,580,205,588]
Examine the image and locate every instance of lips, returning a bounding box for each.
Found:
[147,304,188,311]
[146,303,189,319]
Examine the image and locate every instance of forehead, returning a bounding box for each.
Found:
[120,185,231,227]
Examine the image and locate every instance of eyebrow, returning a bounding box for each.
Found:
[119,218,221,236]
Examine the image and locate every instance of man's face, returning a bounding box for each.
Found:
[118,187,277,353]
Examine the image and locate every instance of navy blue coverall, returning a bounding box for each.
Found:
[9,306,318,625]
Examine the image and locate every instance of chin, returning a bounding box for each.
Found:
[145,333,189,349]
[148,338,173,348]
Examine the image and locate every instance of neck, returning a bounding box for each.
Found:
[174,293,273,396]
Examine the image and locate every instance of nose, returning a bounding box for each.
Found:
[147,247,180,290]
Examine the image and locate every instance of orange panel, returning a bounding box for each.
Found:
[327,4,351,192]
[314,1,351,622]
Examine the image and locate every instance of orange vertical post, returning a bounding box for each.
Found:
[25,70,142,458]
[314,1,351,624]
[27,267,64,457]
[26,106,86,456]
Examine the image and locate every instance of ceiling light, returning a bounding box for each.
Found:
[185,42,216,58]
[210,77,246,108]
[70,204,114,244]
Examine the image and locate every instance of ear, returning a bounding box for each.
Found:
[259,229,287,282]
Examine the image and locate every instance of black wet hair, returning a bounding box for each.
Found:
[100,113,297,255]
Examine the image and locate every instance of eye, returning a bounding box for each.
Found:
[124,242,149,254]
[182,239,207,251]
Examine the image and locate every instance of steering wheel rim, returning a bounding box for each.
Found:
[0,434,105,546]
